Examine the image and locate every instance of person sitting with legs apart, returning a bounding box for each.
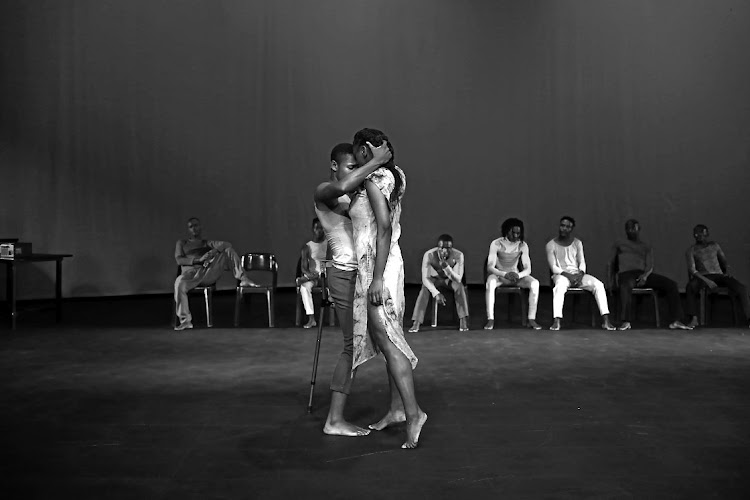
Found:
[611,219,691,331]
[408,234,469,333]
[685,224,750,329]
[484,218,541,330]
[546,215,615,331]
[174,217,253,331]
[298,218,328,329]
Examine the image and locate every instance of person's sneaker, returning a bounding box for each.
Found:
[174,321,193,331]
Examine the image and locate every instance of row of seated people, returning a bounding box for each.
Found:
[407,216,750,332]
[174,215,750,332]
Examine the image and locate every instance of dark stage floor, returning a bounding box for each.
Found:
[1,287,750,499]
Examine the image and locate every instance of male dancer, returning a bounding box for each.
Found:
[610,219,691,330]
[174,217,252,330]
[546,215,616,331]
[313,140,391,436]
[298,218,327,329]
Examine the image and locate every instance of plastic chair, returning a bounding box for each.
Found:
[484,257,528,327]
[173,266,215,328]
[608,259,660,327]
[234,253,278,327]
[295,257,335,327]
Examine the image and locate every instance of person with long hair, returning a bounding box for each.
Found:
[349,128,427,449]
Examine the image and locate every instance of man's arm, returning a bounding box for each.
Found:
[515,243,530,278]
[640,246,654,282]
[686,246,716,287]
[443,251,464,283]
[207,240,231,252]
[546,241,563,275]
[300,244,315,280]
[716,244,732,276]
[487,242,506,278]
[314,142,391,208]
[366,179,392,305]
[175,240,196,266]
[576,240,587,274]
[421,251,441,297]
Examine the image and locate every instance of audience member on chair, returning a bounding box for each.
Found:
[298,218,328,329]
[484,218,541,330]
[174,217,252,331]
[610,219,691,331]
[408,234,469,333]
[685,224,750,329]
[546,216,615,331]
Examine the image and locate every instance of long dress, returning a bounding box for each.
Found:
[349,165,418,372]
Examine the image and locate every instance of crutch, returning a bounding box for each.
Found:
[307,261,334,413]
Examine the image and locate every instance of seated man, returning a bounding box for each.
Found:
[546,215,615,331]
[174,217,252,331]
[408,234,469,332]
[611,219,691,330]
[484,218,541,330]
[298,217,328,329]
[685,224,750,328]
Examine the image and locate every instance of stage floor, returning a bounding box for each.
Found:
[1,290,749,499]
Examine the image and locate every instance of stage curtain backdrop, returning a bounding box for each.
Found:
[1,0,748,299]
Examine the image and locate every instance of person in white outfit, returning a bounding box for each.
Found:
[484,218,541,330]
[545,215,616,331]
[298,218,328,328]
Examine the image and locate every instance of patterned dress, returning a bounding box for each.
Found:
[349,165,418,372]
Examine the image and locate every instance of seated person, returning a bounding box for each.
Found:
[408,234,469,332]
[484,218,541,330]
[610,219,691,330]
[174,217,252,331]
[685,224,750,328]
[546,215,615,331]
[298,217,328,329]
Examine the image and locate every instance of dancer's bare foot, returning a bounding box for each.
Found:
[408,321,420,333]
[401,411,428,449]
[323,420,371,437]
[368,409,406,431]
[619,321,632,331]
[303,315,317,329]
[483,319,494,330]
[669,320,692,330]
[550,318,561,331]
[459,317,469,332]
[687,316,699,329]
[528,319,542,330]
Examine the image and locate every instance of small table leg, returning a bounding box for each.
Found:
[9,262,17,330]
[56,258,63,323]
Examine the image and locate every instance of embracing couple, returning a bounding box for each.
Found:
[313,128,426,449]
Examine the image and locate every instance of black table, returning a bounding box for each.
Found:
[1,253,73,330]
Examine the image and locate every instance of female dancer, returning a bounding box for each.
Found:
[349,128,427,449]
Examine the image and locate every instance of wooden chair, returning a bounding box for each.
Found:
[234,253,278,327]
[607,259,660,327]
[173,266,215,328]
[295,257,335,327]
[485,257,528,327]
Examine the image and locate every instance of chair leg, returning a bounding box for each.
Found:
[699,289,706,326]
[204,288,213,328]
[653,293,660,328]
[233,288,242,327]
[519,290,527,327]
[431,298,438,328]
[590,295,596,328]
[267,290,274,328]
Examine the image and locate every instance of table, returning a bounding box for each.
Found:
[1,253,73,330]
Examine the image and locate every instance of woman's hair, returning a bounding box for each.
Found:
[501,218,525,241]
[352,128,402,206]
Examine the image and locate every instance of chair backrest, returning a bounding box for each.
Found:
[241,253,278,287]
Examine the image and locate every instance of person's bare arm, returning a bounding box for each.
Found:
[639,246,654,285]
[314,142,392,209]
[366,179,392,306]
[687,246,717,288]
[517,242,531,279]
[546,241,563,276]
[716,244,732,277]
[299,244,316,282]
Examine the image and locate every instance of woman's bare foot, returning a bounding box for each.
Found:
[368,409,406,431]
[528,319,542,330]
[483,319,494,330]
[401,411,428,449]
[687,317,699,329]
[323,420,371,437]
[550,318,561,331]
